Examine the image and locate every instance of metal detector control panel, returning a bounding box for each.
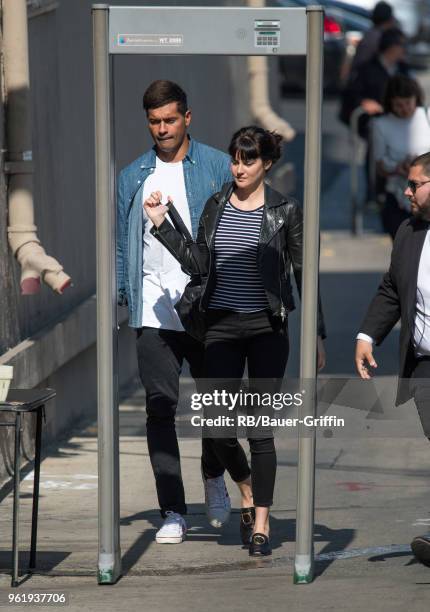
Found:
[254,20,281,48]
[109,6,307,55]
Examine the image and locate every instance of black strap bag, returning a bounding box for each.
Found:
[166,204,207,343]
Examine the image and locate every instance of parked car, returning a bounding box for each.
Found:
[277,0,372,93]
[338,0,423,37]
[329,0,430,69]
[278,0,430,94]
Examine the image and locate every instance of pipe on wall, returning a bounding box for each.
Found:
[2,0,71,294]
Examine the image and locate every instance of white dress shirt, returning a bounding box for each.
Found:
[414,229,430,355]
[141,157,193,330]
[357,229,430,356]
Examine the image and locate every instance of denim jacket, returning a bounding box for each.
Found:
[117,137,232,327]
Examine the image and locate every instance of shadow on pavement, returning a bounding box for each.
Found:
[119,507,354,578]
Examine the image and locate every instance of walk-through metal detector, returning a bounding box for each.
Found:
[92,3,323,585]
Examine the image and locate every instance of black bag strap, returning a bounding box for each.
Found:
[166,181,234,238]
[166,202,204,276]
[166,202,194,243]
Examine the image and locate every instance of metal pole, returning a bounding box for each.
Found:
[12,413,22,587]
[294,6,323,585]
[350,107,365,235]
[92,4,121,585]
[29,407,43,569]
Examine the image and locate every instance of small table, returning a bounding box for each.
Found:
[0,388,56,587]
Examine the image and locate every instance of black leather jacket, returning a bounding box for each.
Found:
[152,181,326,337]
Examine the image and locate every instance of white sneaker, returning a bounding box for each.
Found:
[202,471,231,528]
[155,511,187,544]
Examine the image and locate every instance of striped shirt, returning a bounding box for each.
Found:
[208,201,269,312]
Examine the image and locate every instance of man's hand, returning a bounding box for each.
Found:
[360,99,383,115]
[317,336,326,371]
[143,191,172,228]
[355,339,378,379]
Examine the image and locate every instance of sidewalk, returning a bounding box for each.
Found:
[1,232,430,611]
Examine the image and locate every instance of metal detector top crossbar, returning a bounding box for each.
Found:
[108,6,307,55]
[92,3,323,586]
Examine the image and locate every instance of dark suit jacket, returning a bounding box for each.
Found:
[360,217,429,405]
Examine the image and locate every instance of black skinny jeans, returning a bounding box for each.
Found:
[136,327,225,517]
[201,309,289,507]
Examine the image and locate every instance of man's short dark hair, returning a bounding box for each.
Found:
[379,27,405,53]
[411,152,430,177]
[372,1,393,26]
[143,80,188,115]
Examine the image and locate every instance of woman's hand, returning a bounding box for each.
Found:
[143,191,172,228]
[317,336,326,371]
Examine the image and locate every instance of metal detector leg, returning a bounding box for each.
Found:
[12,413,22,587]
[294,6,323,585]
[29,407,43,570]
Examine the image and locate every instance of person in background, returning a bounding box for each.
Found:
[340,27,409,136]
[350,1,396,71]
[144,126,326,557]
[373,75,430,239]
[339,27,409,203]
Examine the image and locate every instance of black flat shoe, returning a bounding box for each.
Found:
[249,532,272,557]
[411,535,430,567]
[240,507,255,546]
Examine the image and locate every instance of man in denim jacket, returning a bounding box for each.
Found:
[117,81,232,544]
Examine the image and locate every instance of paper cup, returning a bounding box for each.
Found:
[0,365,13,402]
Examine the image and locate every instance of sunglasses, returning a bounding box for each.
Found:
[407,179,430,194]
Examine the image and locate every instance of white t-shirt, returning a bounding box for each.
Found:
[141,157,193,330]
[372,107,430,209]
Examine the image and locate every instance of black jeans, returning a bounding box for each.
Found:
[410,357,430,440]
[201,309,289,507]
[136,327,224,517]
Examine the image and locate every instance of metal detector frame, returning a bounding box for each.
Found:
[92,3,323,585]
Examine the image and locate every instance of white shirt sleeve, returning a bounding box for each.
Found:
[356,333,374,344]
